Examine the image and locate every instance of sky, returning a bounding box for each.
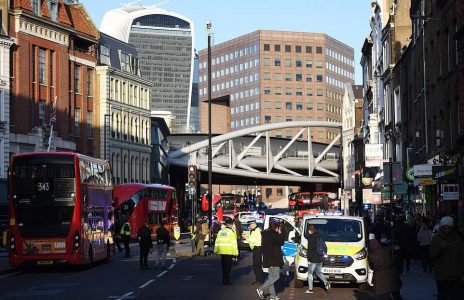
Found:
[80,0,372,84]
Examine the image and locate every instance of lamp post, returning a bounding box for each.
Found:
[206,20,213,227]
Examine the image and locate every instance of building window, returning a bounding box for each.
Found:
[49,51,54,86]
[39,48,46,84]
[74,65,81,93]
[264,87,271,95]
[306,102,313,110]
[286,116,292,122]
[296,60,302,67]
[285,59,291,67]
[306,60,313,68]
[264,72,271,80]
[31,0,41,16]
[266,188,272,197]
[49,0,58,21]
[274,59,281,66]
[276,188,283,196]
[274,73,282,81]
[275,130,282,138]
[296,74,302,81]
[39,101,46,126]
[295,45,302,53]
[100,45,111,65]
[306,75,312,82]
[264,44,270,51]
[265,116,272,123]
[264,101,272,109]
[316,61,323,68]
[274,44,280,52]
[285,45,291,52]
[264,58,270,66]
[285,88,292,95]
[275,101,282,109]
[317,103,324,110]
[32,46,36,83]
[120,52,130,72]
[275,88,282,95]
[296,88,303,96]
[285,73,292,81]
[296,102,303,110]
[316,46,323,54]
[306,88,313,96]
[286,102,292,110]
[74,108,81,137]
[87,69,93,96]
[317,89,323,96]
[306,46,312,53]
[316,75,323,82]
[87,111,93,138]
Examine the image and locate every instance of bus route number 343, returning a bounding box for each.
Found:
[37,182,50,192]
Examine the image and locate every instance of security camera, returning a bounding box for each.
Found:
[206,20,212,30]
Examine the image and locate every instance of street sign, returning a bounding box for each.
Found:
[173,226,181,240]
[383,162,403,185]
[432,165,458,182]
[406,168,414,182]
[442,184,459,200]
[188,187,196,195]
[394,183,408,194]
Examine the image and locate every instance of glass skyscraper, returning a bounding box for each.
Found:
[101,6,194,133]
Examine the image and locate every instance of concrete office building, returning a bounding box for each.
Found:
[100,5,194,133]
[198,30,355,144]
[198,30,355,203]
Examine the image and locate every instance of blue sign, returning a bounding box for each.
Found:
[281,241,297,257]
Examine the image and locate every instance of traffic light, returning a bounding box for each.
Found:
[187,165,197,195]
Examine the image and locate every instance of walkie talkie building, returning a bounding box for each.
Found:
[101,6,194,133]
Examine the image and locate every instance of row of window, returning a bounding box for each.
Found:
[230,116,260,128]
[263,101,326,111]
[201,73,260,95]
[199,43,260,70]
[31,0,59,22]
[230,102,260,114]
[263,58,322,68]
[199,59,260,82]
[100,45,141,76]
[263,87,324,97]
[110,112,151,145]
[229,88,260,101]
[263,44,323,54]
[111,153,150,184]
[325,47,355,67]
[326,75,346,89]
[326,62,354,80]
[263,115,338,124]
[263,72,324,82]
[109,77,150,110]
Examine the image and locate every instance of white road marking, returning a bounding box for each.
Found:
[168,264,174,270]
[0,271,22,280]
[182,275,193,281]
[138,279,154,289]
[157,271,167,278]
[115,292,133,300]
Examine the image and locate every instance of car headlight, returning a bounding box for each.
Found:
[354,248,367,260]
[297,244,307,258]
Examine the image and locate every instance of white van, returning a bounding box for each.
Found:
[293,214,368,287]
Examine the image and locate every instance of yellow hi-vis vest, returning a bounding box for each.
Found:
[120,222,131,236]
[214,227,238,256]
[247,227,262,250]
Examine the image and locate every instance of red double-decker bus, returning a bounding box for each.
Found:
[289,191,339,219]
[220,193,244,218]
[8,152,114,268]
[112,183,177,238]
[201,193,223,221]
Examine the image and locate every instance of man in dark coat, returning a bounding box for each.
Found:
[429,216,464,300]
[305,224,331,294]
[256,221,285,300]
[368,238,403,299]
[137,221,153,270]
[154,220,171,270]
[233,216,243,261]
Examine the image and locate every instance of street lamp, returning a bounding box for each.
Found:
[206,20,213,227]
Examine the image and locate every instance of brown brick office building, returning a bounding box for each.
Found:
[9,0,99,155]
[197,30,354,203]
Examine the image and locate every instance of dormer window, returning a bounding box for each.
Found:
[31,0,41,16]
[49,0,58,22]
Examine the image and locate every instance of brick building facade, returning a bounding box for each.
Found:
[9,0,99,155]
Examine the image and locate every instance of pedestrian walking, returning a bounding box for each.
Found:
[305,224,331,294]
[154,220,171,270]
[233,216,243,261]
[256,221,285,300]
[211,216,221,247]
[247,220,263,285]
[368,238,403,300]
[429,216,464,300]
[214,218,238,285]
[120,221,131,258]
[417,221,432,272]
[137,221,153,270]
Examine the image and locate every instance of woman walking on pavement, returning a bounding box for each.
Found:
[256,221,285,300]
[417,221,432,272]
[368,238,403,300]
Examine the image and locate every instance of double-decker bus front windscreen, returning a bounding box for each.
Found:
[11,155,76,238]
